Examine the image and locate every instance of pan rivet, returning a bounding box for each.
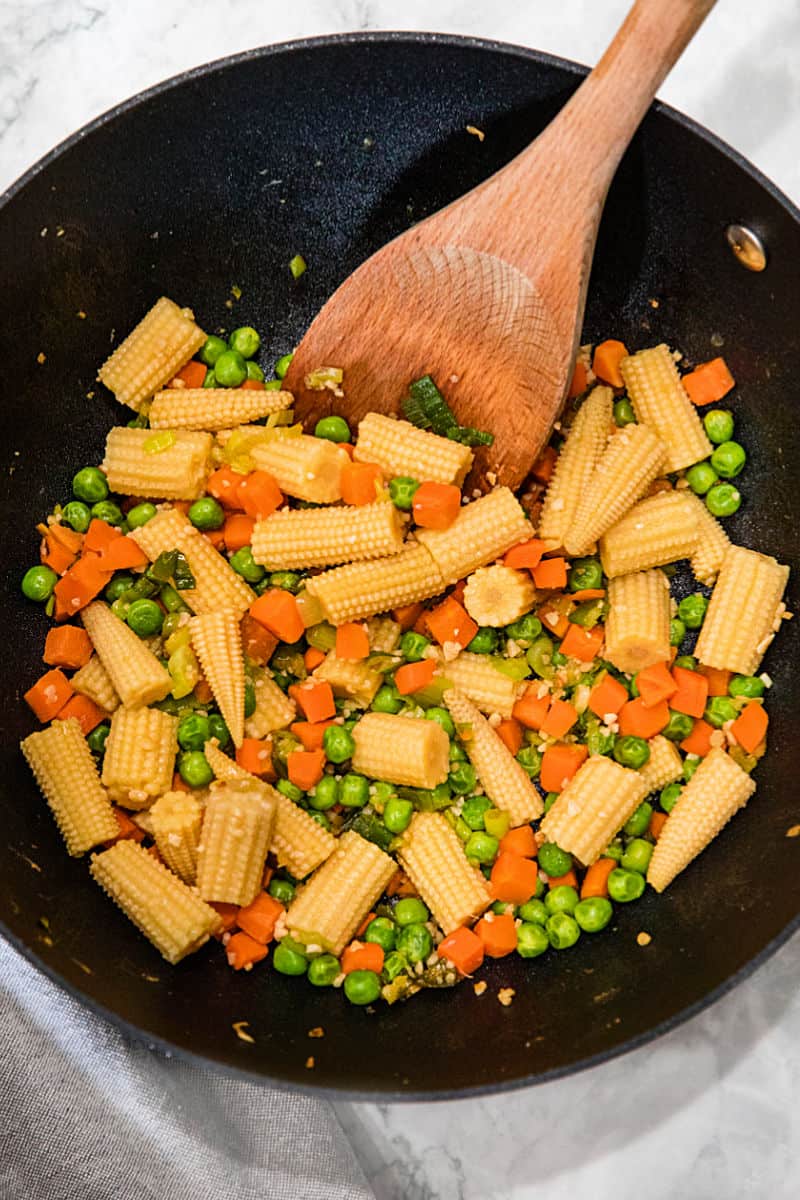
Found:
[725,224,767,272]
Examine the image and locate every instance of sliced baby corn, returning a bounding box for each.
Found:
[97,297,206,412]
[149,387,292,430]
[354,412,473,486]
[149,790,203,884]
[71,653,120,714]
[445,689,543,824]
[538,386,613,548]
[81,601,171,708]
[190,609,245,747]
[695,545,790,675]
[250,435,350,503]
[600,490,698,578]
[604,569,671,675]
[439,651,521,719]
[540,755,649,865]
[620,344,712,472]
[196,778,277,906]
[416,487,532,586]
[103,427,213,500]
[398,812,491,935]
[306,542,444,625]
[251,501,404,570]
[101,706,178,809]
[682,491,730,585]
[463,565,536,627]
[637,735,683,794]
[351,712,450,789]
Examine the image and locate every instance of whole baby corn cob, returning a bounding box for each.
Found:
[397,812,491,934]
[620,344,712,472]
[97,297,206,412]
[81,602,172,708]
[538,386,614,548]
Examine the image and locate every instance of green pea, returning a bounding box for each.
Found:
[230,547,265,583]
[314,415,351,443]
[323,724,355,764]
[308,953,340,986]
[673,655,697,671]
[585,724,615,758]
[518,898,548,925]
[111,596,132,621]
[396,922,433,963]
[177,713,211,751]
[203,370,217,388]
[340,773,369,808]
[228,326,261,359]
[705,696,739,728]
[574,896,613,933]
[685,461,718,495]
[382,796,413,837]
[466,627,499,654]
[91,500,123,526]
[246,361,265,381]
[568,558,603,592]
[505,614,543,643]
[607,868,646,903]
[670,617,687,647]
[516,746,542,779]
[72,466,108,504]
[448,761,477,795]
[364,916,397,953]
[517,922,550,958]
[394,897,430,927]
[61,500,91,532]
[388,476,420,510]
[663,710,693,742]
[276,778,304,803]
[273,942,309,976]
[546,912,581,950]
[678,593,708,629]
[660,782,683,813]
[275,353,293,379]
[267,877,295,904]
[537,842,572,878]
[214,349,248,387]
[613,736,650,769]
[526,634,555,679]
[465,831,499,865]
[399,631,430,662]
[623,801,653,837]
[126,598,164,637]
[188,497,225,531]
[269,571,302,593]
[621,837,654,875]
[178,750,214,788]
[86,723,110,754]
[127,502,158,529]
[199,334,228,366]
[449,742,467,763]
[603,840,624,862]
[425,707,455,737]
[613,398,636,427]
[492,901,516,916]
[461,795,492,830]
[102,574,133,604]
[21,565,58,602]
[706,483,741,518]
[208,713,230,749]
[545,885,579,915]
[710,440,746,480]
[310,775,339,810]
[683,756,700,782]
[371,684,403,714]
[703,408,734,444]
[730,674,765,699]
[344,969,381,1005]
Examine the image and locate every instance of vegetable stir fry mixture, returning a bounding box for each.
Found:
[19,299,790,1008]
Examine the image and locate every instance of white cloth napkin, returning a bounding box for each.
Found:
[0,939,373,1200]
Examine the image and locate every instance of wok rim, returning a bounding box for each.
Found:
[2,30,798,1101]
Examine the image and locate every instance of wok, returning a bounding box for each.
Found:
[1,33,798,1098]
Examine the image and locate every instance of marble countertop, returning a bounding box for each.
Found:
[3,2,800,1197]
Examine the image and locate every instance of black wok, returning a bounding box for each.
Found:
[1,34,799,1098]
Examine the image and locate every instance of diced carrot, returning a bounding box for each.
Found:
[437,926,485,975]
[83,519,122,555]
[450,580,467,605]
[392,602,424,631]
[194,676,214,705]
[670,666,709,719]
[46,524,84,555]
[226,931,269,970]
[172,359,207,389]
[540,698,578,739]
[236,737,274,778]
[504,538,546,571]
[699,666,732,697]
[223,513,256,552]
[340,462,383,506]
[210,901,240,933]
[204,528,226,550]
[618,697,670,739]
[680,719,714,757]
[682,357,735,406]
[636,660,678,708]
[240,613,278,665]
[475,910,518,957]
[425,595,478,650]
[172,501,192,516]
[413,609,432,636]
[43,625,93,669]
[537,603,570,639]
[108,807,146,845]
[24,669,74,722]
[249,589,305,643]
[172,771,193,793]
[648,811,668,840]
[540,743,588,793]
[559,622,604,662]
[568,359,588,398]
[335,622,370,660]
[531,445,557,483]
[730,702,768,755]
[592,339,628,388]
[238,470,283,519]
[532,557,568,590]
[580,857,616,899]
[569,589,606,601]
[303,646,326,671]
[499,825,538,858]
[289,680,336,723]
[341,941,385,975]
[206,466,246,510]
[237,891,284,944]
[495,718,523,756]
[547,868,578,889]
[394,659,437,695]
[354,909,377,939]
[290,720,335,751]
[98,536,149,572]
[490,852,539,904]
[287,748,326,791]
[588,673,628,718]
[512,685,551,730]
[54,693,106,735]
[40,533,77,575]
[146,844,165,865]
[386,868,418,897]
[241,377,265,391]
[337,442,355,458]
[53,556,112,620]
[411,481,462,530]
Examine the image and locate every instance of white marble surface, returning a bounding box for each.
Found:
[3,2,800,1198]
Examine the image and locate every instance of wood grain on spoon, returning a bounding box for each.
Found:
[285,0,717,490]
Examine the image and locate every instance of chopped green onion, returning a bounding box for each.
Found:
[143,430,176,454]
[289,254,307,279]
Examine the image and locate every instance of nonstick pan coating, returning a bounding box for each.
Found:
[1,34,799,1098]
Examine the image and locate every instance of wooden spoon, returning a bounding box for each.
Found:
[284,0,717,489]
